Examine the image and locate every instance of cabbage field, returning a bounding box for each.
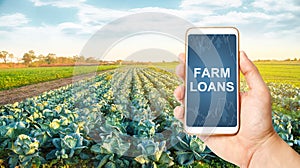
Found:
[0,66,299,167]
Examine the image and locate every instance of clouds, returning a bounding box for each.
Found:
[77,5,130,26]
[180,0,242,8]
[199,11,272,25]
[0,13,29,27]
[18,0,300,36]
[0,0,299,60]
[0,23,86,58]
[252,0,300,12]
[249,0,300,38]
[30,0,85,8]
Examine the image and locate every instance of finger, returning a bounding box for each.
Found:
[176,63,185,80]
[239,51,268,93]
[174,106,184,123]
[176,53,186,80]
[174,85,185,104]
[178,53,185,64]
[239,91,248,98]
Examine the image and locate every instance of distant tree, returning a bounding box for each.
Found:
[37,54,45,62]
[45,53,56,64]
[73,55,78,61]
[86,57,97,63]
[80,56,85,62]
[74,55,86,63]
[23,50,36,64]
[17,58,22,63]
[8,53,14,63]
[0,51,9,63]
[293,58,297,61]
[116,60,123,65]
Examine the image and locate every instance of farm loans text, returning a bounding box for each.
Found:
[190,67,234,92]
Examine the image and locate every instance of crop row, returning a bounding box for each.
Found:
[0,67,212,167]
[0,67,299,168]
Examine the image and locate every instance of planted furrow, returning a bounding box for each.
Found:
[144,70,178,108]
[0,66,298,167]
[135,68,176,133]
[137,68,171,113]
[146,67,181,86]
[140,68,179,109]
[111,68,133,118]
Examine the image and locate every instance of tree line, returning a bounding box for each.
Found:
[0,50,101,66]
[0,51,14,64]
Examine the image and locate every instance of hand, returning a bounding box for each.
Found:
[173,51,300,167]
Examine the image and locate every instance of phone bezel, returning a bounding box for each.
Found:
[184,27,240,135]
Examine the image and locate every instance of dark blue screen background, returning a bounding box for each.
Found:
[187,34,237,127]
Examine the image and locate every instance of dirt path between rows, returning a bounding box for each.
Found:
[0,72,103,105]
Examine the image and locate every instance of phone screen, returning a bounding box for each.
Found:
[186,34,238,127]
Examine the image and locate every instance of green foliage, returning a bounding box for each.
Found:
[134,140,174,167]
[253,62,300,87]
[46,133,89,160]
[268,83,300,118]
[0,65,118,91]
[273,112,300,151]
[0,67,299,167]
[171,134,206,165]
[12,134,39,155]
[9,134,44,168]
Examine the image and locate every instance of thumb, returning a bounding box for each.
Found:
[239,51,268,93]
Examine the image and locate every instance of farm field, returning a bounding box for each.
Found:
[254,61,300,87]
[0,64,299,167]
[154,61,300,87]
[0,65,118,91]
[0,61,299,91]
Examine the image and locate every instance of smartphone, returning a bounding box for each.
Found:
[185,27,239,135]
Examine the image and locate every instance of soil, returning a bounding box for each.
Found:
[0,72,101,105]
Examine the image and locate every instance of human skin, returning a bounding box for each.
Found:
[173,51,300,167]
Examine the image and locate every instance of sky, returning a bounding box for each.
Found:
[0,0,300,61]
